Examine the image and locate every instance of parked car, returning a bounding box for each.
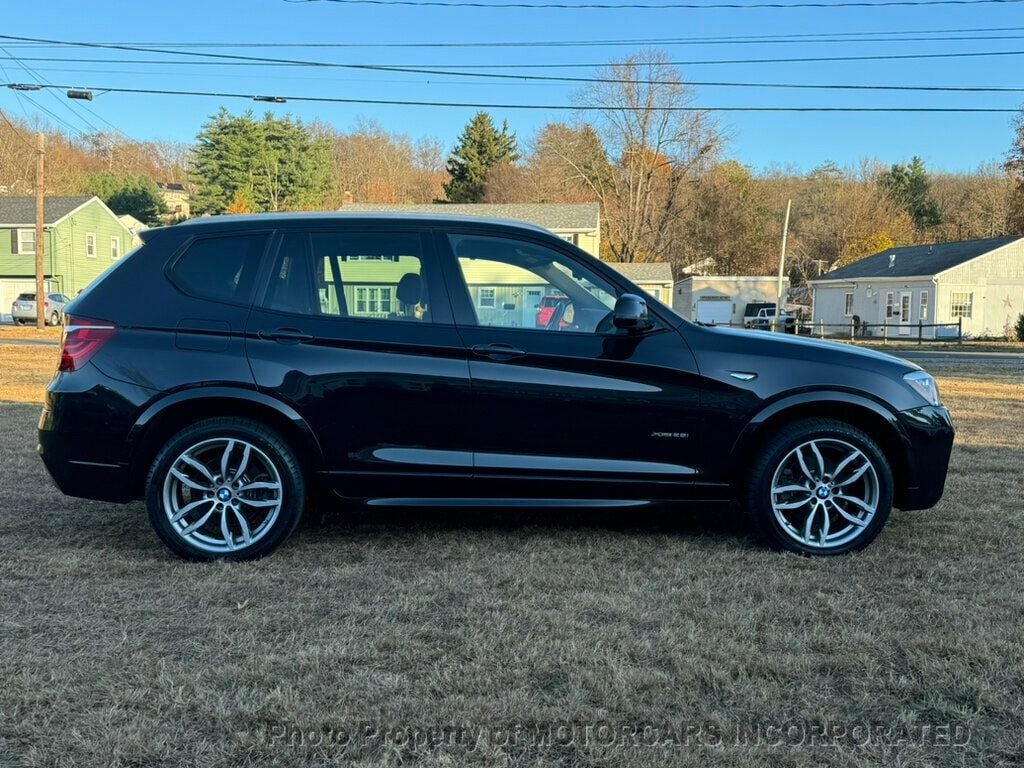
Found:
[38,213,954,561]
[535,294,571,329]
[11,292,70,326]
[743,302,796,332]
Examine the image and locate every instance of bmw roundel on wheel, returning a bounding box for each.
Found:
[37,213,954,560]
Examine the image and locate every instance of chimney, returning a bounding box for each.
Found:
[342,190,353,206]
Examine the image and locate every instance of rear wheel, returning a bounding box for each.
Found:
[745,418,893,555]
[49,311,60,326]
[145,418,305,561]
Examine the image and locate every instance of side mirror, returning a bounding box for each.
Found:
[612,293,652,332]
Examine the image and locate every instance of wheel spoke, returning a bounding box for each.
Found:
[178,455,215,484]
[235,496,280,508]
[170,497,213,524]
[795,446,817,483]
[232,444,252,483]
[819,501,830,544]
[775,495,814,510]
[834,493,875,515]
[180,506,215,535]
[170,467,213,492]
[237,481,280,493]
[220,439,235,482]
[773,484,809,495]
[828,498,869,527]
[232,506,252,546]
[834,461,872,488]
[810,441,826,479]
[220,506,233,550]
[803,502,819,544]
[830,449,864,482]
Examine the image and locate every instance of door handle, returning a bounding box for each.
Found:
[258,327,314,344]
[471,343,527,360]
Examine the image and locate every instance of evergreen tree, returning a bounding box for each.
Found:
[87,171,169,225]
[190,109,331,214]
[878,156,942,231]
[443,112,519,203]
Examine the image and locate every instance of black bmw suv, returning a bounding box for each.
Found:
[39,213,954,560]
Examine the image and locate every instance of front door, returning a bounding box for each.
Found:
[439,230,703,500]
[246,227,473,498]
[897,291,912,336]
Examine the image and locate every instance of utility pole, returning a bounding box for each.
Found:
[773,199,791,333]
[35,132,45,330]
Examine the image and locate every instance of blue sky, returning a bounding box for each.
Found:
[1,0,1021,173]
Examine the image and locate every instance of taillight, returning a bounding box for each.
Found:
[44,301,50,308]
[58,315,116,372]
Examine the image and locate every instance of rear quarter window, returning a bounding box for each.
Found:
[169,234,268,305]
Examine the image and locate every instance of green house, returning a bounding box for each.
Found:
[0,196,134,315]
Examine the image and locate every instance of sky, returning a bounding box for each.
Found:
[1,0,1021,173]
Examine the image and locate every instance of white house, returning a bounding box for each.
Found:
[673,275,789,325]
[809,237,1024,339]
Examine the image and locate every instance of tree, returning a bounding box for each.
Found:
[573,52,722,262]
[87,171,168,225]
[190,109,331,214]
[878,156,942,231]
[443,112,519,203]
[1006,113,1024,234]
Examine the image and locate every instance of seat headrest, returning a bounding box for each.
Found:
[396,273,423,305]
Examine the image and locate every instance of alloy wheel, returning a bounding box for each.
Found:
[162,438,283,554]
[769,438,880,550]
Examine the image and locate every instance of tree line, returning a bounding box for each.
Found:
[2,52,1023,282]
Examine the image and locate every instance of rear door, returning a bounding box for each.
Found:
[246,226,473,498]
[438,229,704,500]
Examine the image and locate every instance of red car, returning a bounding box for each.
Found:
[535,295,571,329]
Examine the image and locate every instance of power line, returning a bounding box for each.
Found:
[0,108,36,149]
[5,33,1024,73]
[4,81,1021,111]
[287,0,1024,8]
[9,60,1024,92]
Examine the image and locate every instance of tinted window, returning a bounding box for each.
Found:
[17,293,35,301]
[448,234,618,333]
[171,234,267,304]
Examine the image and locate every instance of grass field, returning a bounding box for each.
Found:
[1,345,1022,767]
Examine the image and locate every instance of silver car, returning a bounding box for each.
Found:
[11,292,70,326]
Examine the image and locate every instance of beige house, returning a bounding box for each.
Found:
[674,275,790,326]
[157,182,190,221]
[604,262,674,305]
[340,202,601,257]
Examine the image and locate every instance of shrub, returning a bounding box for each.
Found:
[1015,313,1024,342]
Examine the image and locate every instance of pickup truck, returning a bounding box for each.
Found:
[743,303,796,332]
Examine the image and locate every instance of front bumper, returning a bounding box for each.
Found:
[894,404,954,511]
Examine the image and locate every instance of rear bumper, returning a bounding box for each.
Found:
[38,407,134,502]
[894,405,954,511]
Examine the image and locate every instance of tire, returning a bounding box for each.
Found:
[145,417,305,561]
[744,418,893,556]
[49,311,60,326]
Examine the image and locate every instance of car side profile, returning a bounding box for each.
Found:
[38,213,954,560]
[12,292,70,326]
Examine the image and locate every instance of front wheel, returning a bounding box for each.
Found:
[145,418,305,561]
[745,418,893,555]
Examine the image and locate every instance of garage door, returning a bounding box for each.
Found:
[695,298,733,325]
[0,279,43,319]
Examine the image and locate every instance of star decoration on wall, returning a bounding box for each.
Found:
[1003,296,1015,312]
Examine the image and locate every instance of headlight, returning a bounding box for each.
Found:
[904,370,940,406]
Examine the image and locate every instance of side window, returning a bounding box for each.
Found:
[448,234,619,333]
[170,234,267,304]
[264,233,316,315]
[310,231,432,322]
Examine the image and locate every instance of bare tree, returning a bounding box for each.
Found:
[573,51,722,262]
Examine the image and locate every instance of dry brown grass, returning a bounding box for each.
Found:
[0,345,58,404]
[0,324,61,342]
[1,349,1022,766]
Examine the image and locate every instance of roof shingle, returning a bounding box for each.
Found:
[605,262,674,282]
[341,202,600,232]
[0,196,94,226]
[813,236,1021,280]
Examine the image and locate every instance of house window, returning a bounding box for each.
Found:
[478,287,496,309]
[919,291,929,321]
[17,229,35,254]
[353,287,393,315]
[950,291,973,319]
[110,236,121,260]
[85,233,96,258]
[844,292,854,317]
[885,292,895,319]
